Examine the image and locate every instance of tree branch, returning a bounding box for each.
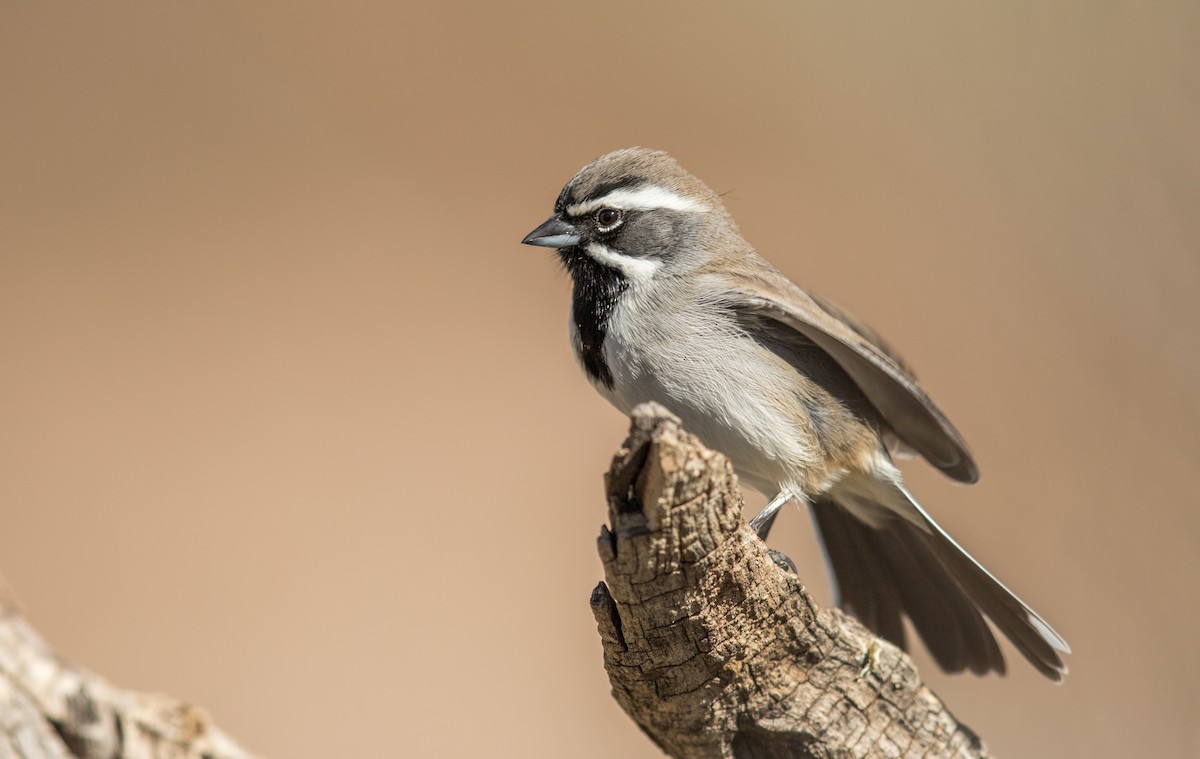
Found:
[0,590,257,759]
[590,403,989,759]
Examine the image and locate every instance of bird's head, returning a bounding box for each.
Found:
[522,148,743,284]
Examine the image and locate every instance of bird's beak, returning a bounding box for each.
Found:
[521,214,581,249]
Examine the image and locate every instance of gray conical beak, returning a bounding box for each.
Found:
[522,214,581,248]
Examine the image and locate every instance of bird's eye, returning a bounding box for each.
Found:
[595,208,623,230]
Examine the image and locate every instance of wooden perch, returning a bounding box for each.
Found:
[590,404,990,759]
[0,591,256,759]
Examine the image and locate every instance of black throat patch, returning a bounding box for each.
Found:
[558,247,627,389]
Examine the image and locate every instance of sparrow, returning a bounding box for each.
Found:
[521,147,1069,680]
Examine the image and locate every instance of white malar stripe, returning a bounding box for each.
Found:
[584,243,661,283]
[567,185,705,217]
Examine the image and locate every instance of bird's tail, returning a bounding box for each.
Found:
[812,479,1070,681]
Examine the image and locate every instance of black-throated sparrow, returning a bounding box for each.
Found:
[522,148,1069,680]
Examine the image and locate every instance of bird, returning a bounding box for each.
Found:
[521,147,1069,680]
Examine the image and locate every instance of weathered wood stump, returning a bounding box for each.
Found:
[591,404,988,758]
[0,592,255,759]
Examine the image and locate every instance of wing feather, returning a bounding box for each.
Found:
[702,262,979,484]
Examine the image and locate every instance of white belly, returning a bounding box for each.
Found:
[587,295,827,495]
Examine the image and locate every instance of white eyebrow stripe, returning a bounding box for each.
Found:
[583,243,661,283]
[567,185,705,216]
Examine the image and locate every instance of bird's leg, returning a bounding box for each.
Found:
[749,489,796,540]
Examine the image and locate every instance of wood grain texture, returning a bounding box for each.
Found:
[0,593,255,759]
[592,404,990,759]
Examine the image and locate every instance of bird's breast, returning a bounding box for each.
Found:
[590,294,837,494]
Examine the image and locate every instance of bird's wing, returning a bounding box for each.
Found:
[702,262,979,484]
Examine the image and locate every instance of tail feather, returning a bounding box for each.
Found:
[810,500,906,650]
[813,498,1005,675]
[914,521,1069,680]
[875,516,1005,675]
[812,485,1068,681]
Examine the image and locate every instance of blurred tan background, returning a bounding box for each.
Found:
[1,2,1197,757]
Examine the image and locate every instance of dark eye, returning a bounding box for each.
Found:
[595,208,622,230]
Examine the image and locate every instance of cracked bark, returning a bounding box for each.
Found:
[591,404,990,759]
[0,590,257,759]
